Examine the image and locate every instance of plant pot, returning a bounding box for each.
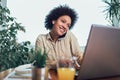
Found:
[32,66,48,80]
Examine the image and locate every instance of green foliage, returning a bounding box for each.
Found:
[0,2,34,72]
[102,0,120,26]
[33,49,47,68]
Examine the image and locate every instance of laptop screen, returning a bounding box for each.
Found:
[77,24,120,80]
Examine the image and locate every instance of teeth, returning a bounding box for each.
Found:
[59,26,65,33]
[60,28,65,33]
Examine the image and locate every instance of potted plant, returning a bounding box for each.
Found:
[102,0,120,27]
[0,0,34,72]
[32,49,48,80]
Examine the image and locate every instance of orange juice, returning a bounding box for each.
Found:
[57,68,76,80]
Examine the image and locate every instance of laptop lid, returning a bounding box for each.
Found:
[77,24,120,80]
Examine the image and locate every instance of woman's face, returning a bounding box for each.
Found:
[51,15,71,36]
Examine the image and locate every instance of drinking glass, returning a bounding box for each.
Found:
[57,56,76,80]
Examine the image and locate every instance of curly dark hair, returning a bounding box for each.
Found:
[44,5,78,30]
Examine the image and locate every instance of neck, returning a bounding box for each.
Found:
[50,31,59,42]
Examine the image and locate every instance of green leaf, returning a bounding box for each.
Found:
[33,49,47,68]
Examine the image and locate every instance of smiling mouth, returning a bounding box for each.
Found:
[59,27,65,34]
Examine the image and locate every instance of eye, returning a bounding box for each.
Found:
[67,24,71,28]
[61,20,65,23]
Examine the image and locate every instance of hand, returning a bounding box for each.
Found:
[58,58,73,67]
[72,56,80,70]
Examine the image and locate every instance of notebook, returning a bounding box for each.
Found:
[77,24,120,80]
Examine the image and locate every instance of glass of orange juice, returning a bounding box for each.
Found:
[57,56,76,80]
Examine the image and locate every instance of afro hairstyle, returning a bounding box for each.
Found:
[44,5,78,30]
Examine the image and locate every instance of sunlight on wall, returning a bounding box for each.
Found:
[7,0,109,46]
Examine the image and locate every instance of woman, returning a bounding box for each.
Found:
[35,5,83,68]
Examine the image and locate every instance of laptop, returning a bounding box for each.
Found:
[77,24,120,80]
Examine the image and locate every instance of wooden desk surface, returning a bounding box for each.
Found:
[3,68,120,80]
[49,69,120,80]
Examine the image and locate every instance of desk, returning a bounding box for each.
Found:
[3,69,120,80]
[3,69,56,80]
[3,64,120,80]
[48,69,120,80]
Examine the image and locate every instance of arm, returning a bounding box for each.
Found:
[69,31,83,65]
[35,35,57,68]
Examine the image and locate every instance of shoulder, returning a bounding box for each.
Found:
[36,34,47,41]
[66,31,77,39]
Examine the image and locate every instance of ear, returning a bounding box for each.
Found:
[52,20,55,24]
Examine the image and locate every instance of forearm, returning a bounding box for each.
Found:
[46,60,57,69]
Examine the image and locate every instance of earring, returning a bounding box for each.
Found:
[52,21,55,24]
